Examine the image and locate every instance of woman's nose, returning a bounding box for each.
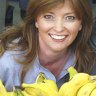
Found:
[54,19,65,32]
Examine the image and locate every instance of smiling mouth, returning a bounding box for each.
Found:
[50,34,67,41]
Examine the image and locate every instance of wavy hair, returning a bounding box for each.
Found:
[0,0,95,82]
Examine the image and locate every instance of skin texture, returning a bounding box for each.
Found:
[35,1,82,77]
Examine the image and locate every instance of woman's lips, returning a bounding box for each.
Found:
[49,34,68,42]
[51,34,66,39]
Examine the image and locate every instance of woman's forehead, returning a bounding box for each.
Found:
[37,1,75,15]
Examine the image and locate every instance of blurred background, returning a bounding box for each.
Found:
[0,0,96,32]
[0,0,28,32]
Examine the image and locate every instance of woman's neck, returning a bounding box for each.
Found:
[38,49,70,77]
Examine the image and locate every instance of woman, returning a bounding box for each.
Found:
[0,0,95,91]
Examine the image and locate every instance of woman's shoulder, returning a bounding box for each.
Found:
[0,50,22,70]
[0,51,14,66]
[0,50,22,84]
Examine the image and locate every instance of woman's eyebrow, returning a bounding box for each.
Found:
[44,12,54,14]
[64,12,75,15]
[45,11,75,15]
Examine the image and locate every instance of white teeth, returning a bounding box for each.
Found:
[51,35,66,40]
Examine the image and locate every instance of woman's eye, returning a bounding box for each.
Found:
[44,15,54,20]
[65,16,76,21]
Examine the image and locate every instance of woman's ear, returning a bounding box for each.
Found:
[79,25,82,31]
[35,21,38,28]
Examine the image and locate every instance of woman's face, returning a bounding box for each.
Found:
[35,1,82,53]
